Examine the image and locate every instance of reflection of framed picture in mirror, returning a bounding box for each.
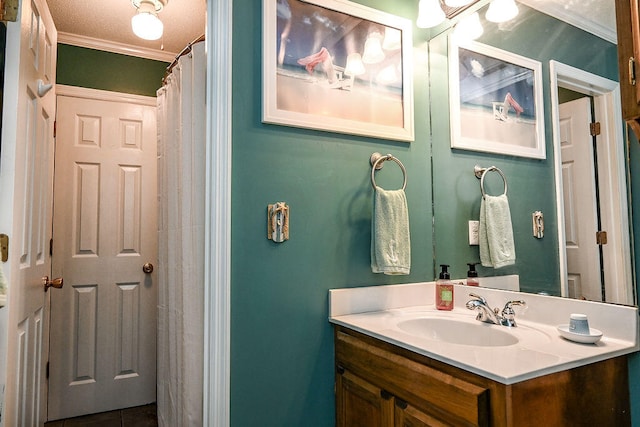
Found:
[449,39,545,159]
[262,0,414,142]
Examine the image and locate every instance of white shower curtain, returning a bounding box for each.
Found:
[156,40,206,427]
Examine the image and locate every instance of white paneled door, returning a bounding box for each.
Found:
[560,97,602,301]
[0,0,57,425]
[48,91,157,420]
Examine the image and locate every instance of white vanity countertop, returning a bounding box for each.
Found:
[329,281,639,385]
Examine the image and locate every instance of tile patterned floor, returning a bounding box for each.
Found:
[44,403,157,427]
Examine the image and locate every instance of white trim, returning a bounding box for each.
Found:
[518,0,616,44]
[56,84,156,106]
[549,60,633,305]
[203,0,232,425]
[57,31,175,63]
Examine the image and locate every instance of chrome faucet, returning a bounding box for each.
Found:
[465,293,526,327]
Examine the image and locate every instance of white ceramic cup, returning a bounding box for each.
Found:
[569,313,590,335]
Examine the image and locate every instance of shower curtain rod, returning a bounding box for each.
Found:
[162,34,206,85]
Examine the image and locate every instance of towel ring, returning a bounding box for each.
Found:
[370,152,407,191]
[474,165,507,198]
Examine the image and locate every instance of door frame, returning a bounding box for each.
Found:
[550,60,634,304]
[203,0,232,425]
[56,85,157,106]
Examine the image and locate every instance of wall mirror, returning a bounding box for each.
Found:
[428,1,636,306]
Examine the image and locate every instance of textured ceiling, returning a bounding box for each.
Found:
[45,0,206,60]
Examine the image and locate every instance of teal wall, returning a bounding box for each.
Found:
[430,6,619,293]
[56,44,167,96]
[231,0,432,424]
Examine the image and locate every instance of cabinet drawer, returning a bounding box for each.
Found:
[336,329,489,426]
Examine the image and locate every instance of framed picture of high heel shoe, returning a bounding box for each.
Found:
[262,0,414,142]
[449,39,545,159]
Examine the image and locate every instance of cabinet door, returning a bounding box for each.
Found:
[631,0,640,104]
[616,0,640,134]
[394,399,450,427]
[336,367,394,427]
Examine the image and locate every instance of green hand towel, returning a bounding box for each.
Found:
[371,187,410,275]
[480,194,516,268]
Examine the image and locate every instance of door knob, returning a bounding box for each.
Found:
[43,276,63,292]
[142,263,154,274]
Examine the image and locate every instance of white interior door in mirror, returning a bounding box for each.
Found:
[560,97,601,301]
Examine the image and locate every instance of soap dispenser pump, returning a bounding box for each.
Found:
[436,264,454,310]
[466,262,479,287]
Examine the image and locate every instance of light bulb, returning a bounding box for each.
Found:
[416,0,446,29]
[485,0,519,23]
[345,53,366,76]
[131,0,164,40]
[453,12,484,41]
[362,32,385,64]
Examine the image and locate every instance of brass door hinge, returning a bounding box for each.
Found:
[590,122,601,136]
[0,234,8,262]
[596,231,608,245]
[0,0,19,22]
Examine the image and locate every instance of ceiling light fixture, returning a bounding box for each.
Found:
[131,0,168,41]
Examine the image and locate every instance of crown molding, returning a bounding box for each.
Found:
[518,0,617,44]
[57,31,175,62]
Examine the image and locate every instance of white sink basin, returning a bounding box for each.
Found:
[329,282,640,384]
[397,317,519,347]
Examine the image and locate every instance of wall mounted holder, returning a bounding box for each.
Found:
[268,202,289,243]
[532,211,544,238]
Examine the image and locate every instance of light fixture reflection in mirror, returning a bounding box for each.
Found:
[376,64,399,85]
[344,53,366,76]
[362,32,386,64]
[383,28,402,51]
[452,12,484,42]
[417,0,446,29]
[485,0,519,23]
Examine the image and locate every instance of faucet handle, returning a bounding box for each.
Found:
[468,292,487,304]
[502,300,526,318]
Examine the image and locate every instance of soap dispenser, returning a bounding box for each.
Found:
[466,263,479,287]
[436,264,454,310]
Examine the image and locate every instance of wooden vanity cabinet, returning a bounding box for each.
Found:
[334,326,631,427]
[615,0,640,137]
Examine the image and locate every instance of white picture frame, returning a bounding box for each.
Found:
[262,0,414,142]
[449,38,546,159]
